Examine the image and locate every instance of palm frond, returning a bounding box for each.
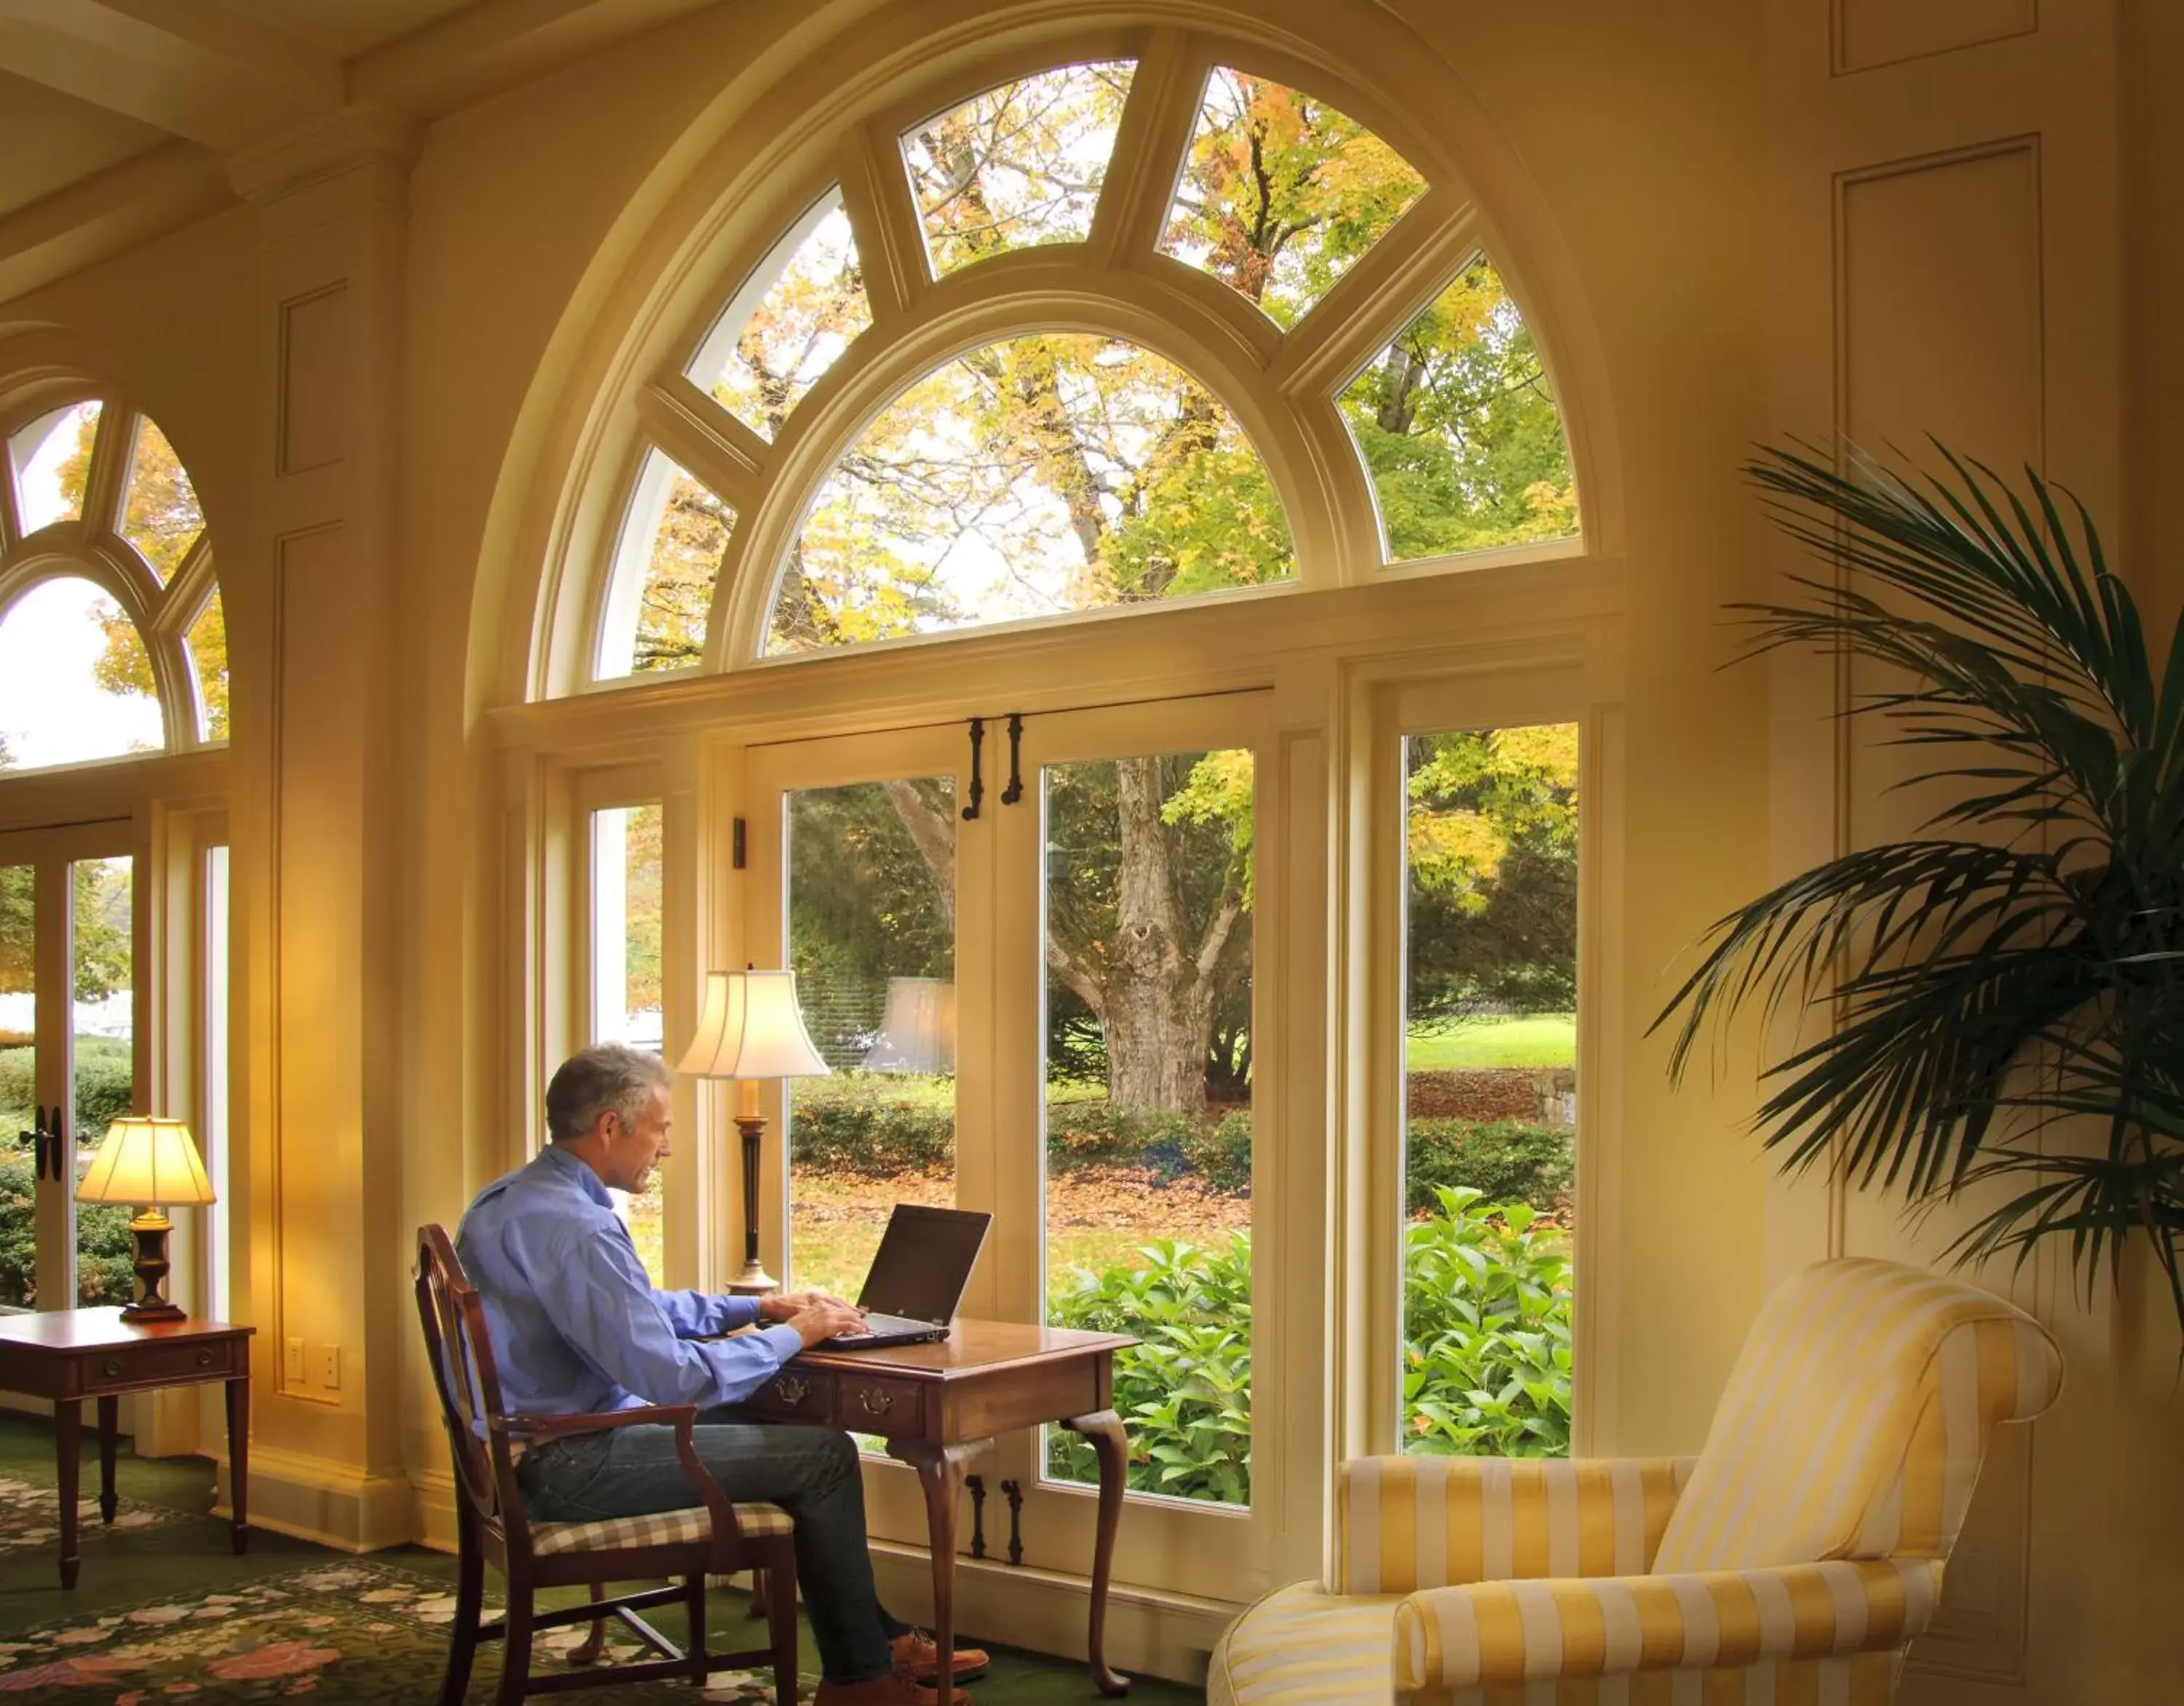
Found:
[1656,442,2184,1332]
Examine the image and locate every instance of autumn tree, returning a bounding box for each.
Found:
[57,411,230,740]
[613,68,1585,1112]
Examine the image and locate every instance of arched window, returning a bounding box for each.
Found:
[0,398,226,769]
[577,49,1581,686]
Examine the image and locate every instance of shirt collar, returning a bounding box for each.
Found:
[536,1140,614,1209]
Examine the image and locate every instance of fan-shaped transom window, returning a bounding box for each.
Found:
[1158,68,1425,328]
[904,62,1136,276]
[0,397,226,769]
[770,334,1291,655]
[582,41,1582,686]
[1340,256,1580,560]
[688,191,871,442]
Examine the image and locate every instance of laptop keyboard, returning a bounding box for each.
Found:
[834,1312,941,1341]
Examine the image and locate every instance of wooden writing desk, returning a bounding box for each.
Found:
[742,1319,1137,1695]
[0,1309,252,1587]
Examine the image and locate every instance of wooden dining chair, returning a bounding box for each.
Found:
[414,1223,802,1705]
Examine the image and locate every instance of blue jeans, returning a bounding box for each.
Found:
[516,1412,909,1684]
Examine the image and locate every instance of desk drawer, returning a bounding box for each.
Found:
[82,1338,241,1393]
[750,1369,834,1424]
[837,1373,922,1436]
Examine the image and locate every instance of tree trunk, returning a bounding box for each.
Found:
[1103,757,1217,1114]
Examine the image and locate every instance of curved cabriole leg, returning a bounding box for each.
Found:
[1063,1410,1131,1696]
[891,1438,981,1699]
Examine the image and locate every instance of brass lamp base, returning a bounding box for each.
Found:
[120,1208,189,1324]
[730,1111,779,1297]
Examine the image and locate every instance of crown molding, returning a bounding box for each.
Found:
[223,106,424,210]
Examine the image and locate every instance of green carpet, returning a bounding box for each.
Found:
[0,1413,1207,1702]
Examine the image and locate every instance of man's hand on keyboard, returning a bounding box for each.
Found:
[783,1296,867,1348]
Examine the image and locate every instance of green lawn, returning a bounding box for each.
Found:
[1405,1013,1575,1070]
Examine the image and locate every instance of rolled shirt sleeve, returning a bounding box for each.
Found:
[513,1216,801,1409]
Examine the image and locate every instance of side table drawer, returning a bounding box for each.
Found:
[838,1373,922,1436]
[81,1338,241,1393]
[749,1369,835,1424]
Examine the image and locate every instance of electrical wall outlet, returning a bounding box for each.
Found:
[283,1336,304,1384]
[314,1344,341,1391]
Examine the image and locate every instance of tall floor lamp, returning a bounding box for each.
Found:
[676,969,831,1295]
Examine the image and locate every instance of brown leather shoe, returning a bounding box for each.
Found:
[892,1629,991,1682]
[812,1670,969,1705]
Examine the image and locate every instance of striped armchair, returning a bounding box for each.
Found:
[1209,1258,2062,1705]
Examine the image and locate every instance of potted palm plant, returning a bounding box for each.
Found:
[1654,443,2184,1328]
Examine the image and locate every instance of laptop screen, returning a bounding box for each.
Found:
[856,1204,992,1322]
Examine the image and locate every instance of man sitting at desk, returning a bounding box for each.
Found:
[459,1043,986,1705]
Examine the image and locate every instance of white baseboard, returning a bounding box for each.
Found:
[869,1541,1231,1689]
[232,1444,415,1552]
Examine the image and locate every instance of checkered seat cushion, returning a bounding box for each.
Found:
[530,1501,794,1556]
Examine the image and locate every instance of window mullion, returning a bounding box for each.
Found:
[836,118,931,323]
[636,378,767,512]
[1084,28,1208,267]
[1267,187,1479,402]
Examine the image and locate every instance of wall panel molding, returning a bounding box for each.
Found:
[1833,0,2038,76]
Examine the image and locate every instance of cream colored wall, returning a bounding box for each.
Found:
[0,0,2175,1694]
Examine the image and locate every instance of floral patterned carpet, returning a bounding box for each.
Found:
[0,1559,809,1702]
[0,1413,1203,1704]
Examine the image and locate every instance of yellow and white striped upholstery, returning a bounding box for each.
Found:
[1209,1583,1405,1706]
[1652,1259,2062,1573]
[530,1500,792,1556]
[1209,1258,2060,1705]
[1338,1457,1696,1594]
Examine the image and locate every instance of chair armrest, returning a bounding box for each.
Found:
[493,1405,748,1551]
[493,1405,699,1440]
[1392,1557,1944,1691]
[1337,1455,1696,1592]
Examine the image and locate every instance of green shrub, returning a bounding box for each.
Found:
[1048,1236,1254,1504]
[1405,1119,1571,1215]
[1045,1189,1574,1503]
[0,1041,135,1147]
[1401,1186,1572,1457]
[0,1149,137,1307]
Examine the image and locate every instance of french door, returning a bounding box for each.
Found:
[743,691,1272,1596]
[0,821,141,1314]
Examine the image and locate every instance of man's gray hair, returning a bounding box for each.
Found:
[545,1043,671,1142]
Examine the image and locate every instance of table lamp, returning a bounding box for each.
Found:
[676,969,830,1294]
[75,1116,215,1323]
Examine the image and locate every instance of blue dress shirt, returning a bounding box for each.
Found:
[456,1143,804,1416]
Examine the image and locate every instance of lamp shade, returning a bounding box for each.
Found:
[676,969,832,1080]
[76,1117,215,1208]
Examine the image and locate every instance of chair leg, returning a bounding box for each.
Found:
[749,1566,769,1620]
[686,1571,708,1686]
[438,1527,485,1706]
[495,1587,534,1706]
[767,1552,799,1706]
[567,1582,609,1666]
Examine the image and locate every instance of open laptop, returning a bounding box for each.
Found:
[824,1203,992,1349]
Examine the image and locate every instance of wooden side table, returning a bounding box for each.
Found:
[742,1320,1138,1696]
[0,1308,253,1587]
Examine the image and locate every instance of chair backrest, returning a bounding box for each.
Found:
[1651,1256,2062,1574]
[414,1223,521,1536]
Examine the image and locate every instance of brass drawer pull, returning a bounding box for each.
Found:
[197,1350,215,1368]
[101,1359,122,1378]
[858,1389,894,1417]
[775,1376,810,1406]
